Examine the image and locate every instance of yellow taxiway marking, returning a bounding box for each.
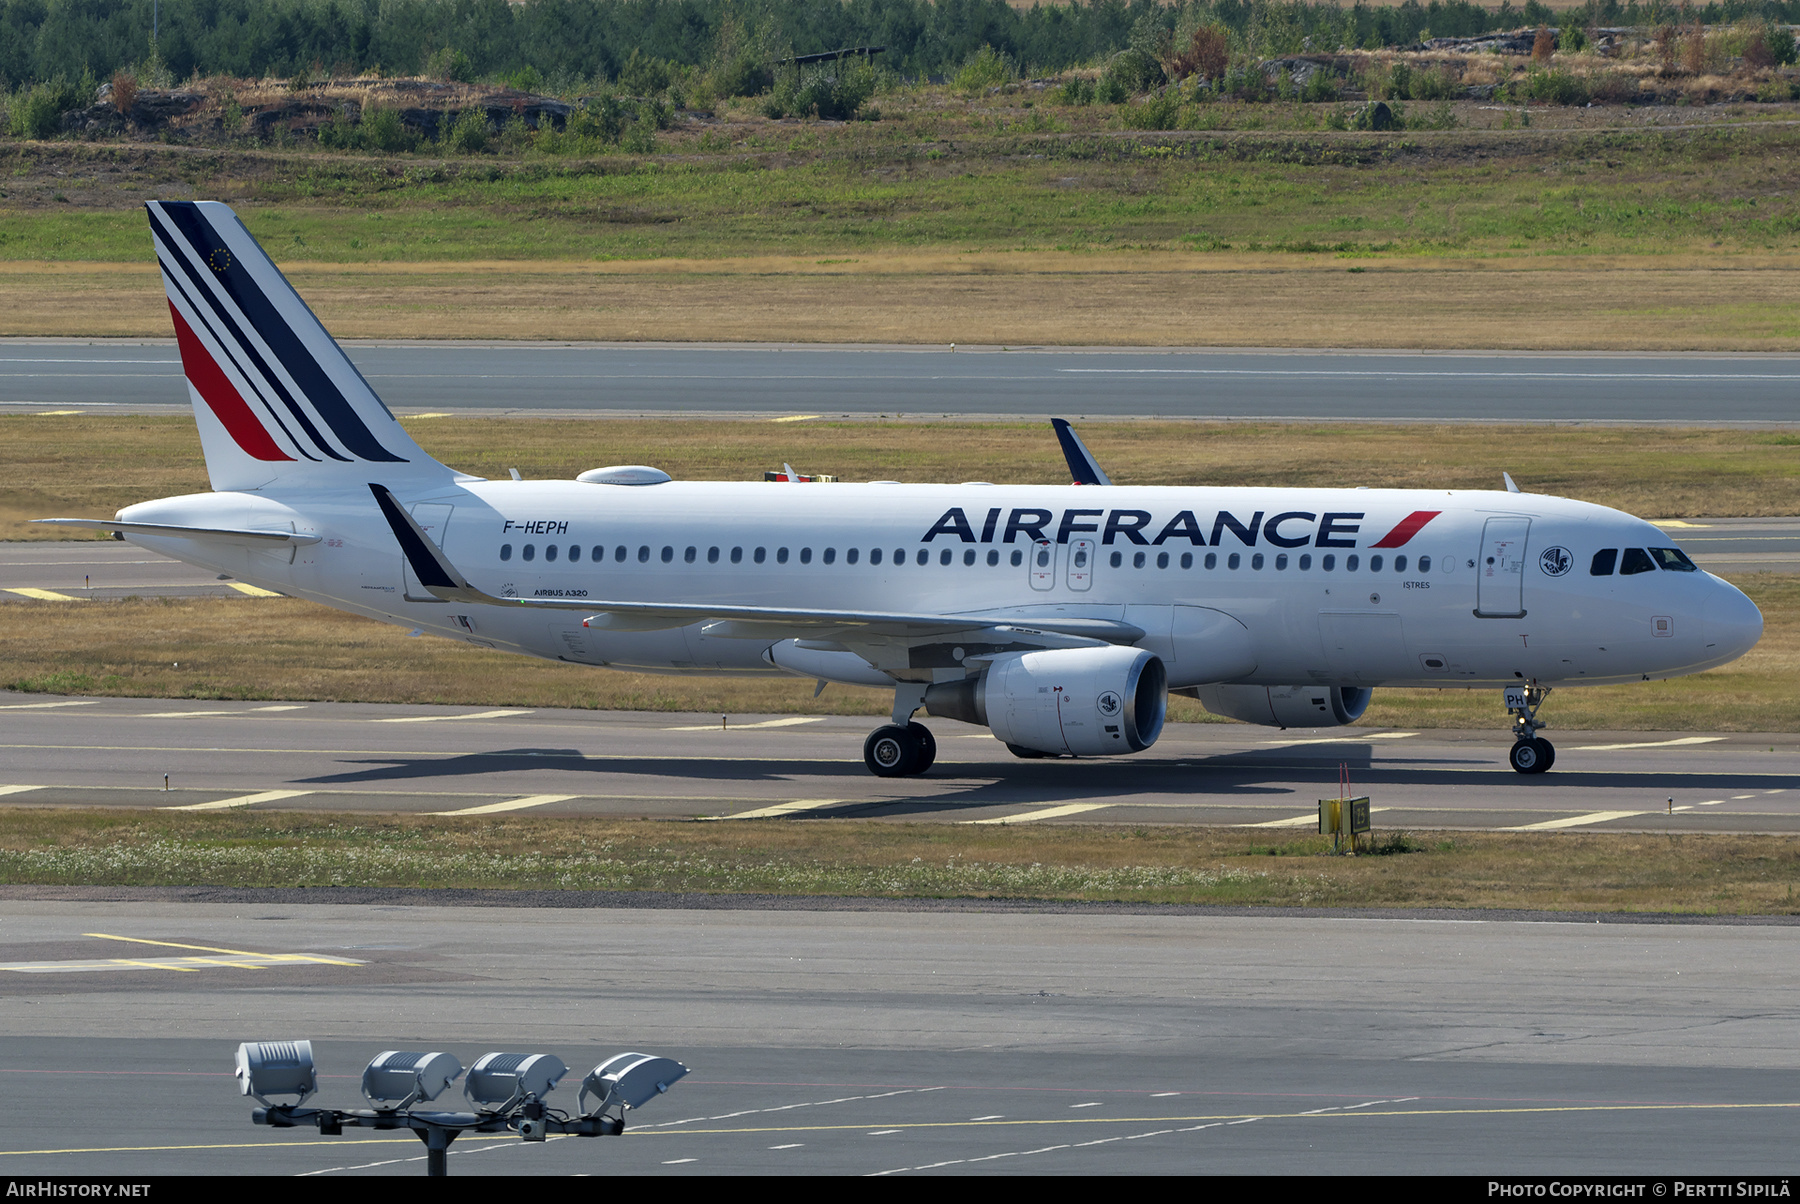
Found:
[374,709,535,724]
[1654,520,1710,529]
[964,803,1114,825]
[709,799,847,820]
[4,587,84,601]
[0,700,99,710]
[1506,810,1653,831]
[84,933,361,966]
[226,581,284,597]
[435,793,579,816]
[664,717,826,731]
[34,410,83,416]
[0,1135,516,1157]
[770,414,822,423]
[407,412,453,419]
[1244,807,1393,829]
[1260,732,1417,746]
[162,788,312,812]
[1569,736,1726,751]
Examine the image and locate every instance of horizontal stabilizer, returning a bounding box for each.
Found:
[33,518,320,545]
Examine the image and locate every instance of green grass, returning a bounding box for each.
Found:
[6,124,1800,263]
[3,811,1796,913]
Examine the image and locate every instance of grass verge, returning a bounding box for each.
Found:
[1,811,1795,914]
[10,416,1800,540]
[1,575,1795,730]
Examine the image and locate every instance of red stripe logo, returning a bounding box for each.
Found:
[169,303,291,462]
[1370,510,1441,548]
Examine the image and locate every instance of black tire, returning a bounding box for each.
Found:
[864,724,919,777]
[907,722,937,773]
[1508,739,1548,774]
[1006,742,1049,759]
[1534,736,1556,771]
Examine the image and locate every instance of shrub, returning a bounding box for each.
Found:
[361,105,412,151]
[441,106,489,153]
[1558,24,1587,54]
[220,93,244,133]
[1590,72,1639,103]
[571,93,627,142]
[424,47,473,84]
[1411,99,1456,129]
[618,48,671,96]
[9,78,79,139]
[1532,25,1554,62]
[1756,76,1799,102]
[1121,87,1182,130]
[1408,66,1458,101]
[619,120,655,154]
[109,70,137,116]
[1518,66,1590,105]
[1682,22,1707,75]
[766,59,875,120]
[954,44,1014,96]
[317,106,361,148]
[1302,68,1340,103]
[712,53,772,99]
[1168,23,1230,82]
[1098,48,1164,101]
[1056,77,1095,106]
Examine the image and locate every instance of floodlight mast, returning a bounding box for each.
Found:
[236,1041,689,1177]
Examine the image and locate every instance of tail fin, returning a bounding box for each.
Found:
[147,200,452,492]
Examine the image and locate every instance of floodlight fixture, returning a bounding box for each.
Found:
[235,1040,317,1108]
[361,1050,464,1109]
[464,1052,567,1112]
[578,1053,690,1116]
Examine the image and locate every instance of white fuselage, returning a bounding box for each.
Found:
[118,479,1763,693]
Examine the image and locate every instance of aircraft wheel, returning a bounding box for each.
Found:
[907,722,937,774]
[1534,737,1556,771]
[1508,739,1551,775]
[1005,742,1049,759]
[865,725,919,778]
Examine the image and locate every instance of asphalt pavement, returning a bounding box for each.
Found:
[6,340,1800,422]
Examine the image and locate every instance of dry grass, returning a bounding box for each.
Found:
[6,254,1800,349]
[2,576,1794,730]
[8,416,1800,542]
[2,810,1796,913]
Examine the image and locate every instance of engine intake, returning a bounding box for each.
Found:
[926,645,1166,757]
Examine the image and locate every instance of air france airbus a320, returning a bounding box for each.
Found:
[40,202,1765,777]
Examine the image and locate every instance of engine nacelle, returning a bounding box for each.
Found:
[1185,684,1372,728]
[927,645,1166,757]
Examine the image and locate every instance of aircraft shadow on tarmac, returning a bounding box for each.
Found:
[293,744,1786,818]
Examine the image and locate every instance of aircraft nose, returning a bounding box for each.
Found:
[1703,579,1763,660]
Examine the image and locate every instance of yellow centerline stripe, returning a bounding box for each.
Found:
[84,933,360,966]
[105,957,199,973]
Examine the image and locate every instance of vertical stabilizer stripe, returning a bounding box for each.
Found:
[149,207,348,461]
[158,203,406,463]
[168,304,292,462]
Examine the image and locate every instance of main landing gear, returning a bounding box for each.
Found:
[864,722,937,778]
[1505,683,1555,775]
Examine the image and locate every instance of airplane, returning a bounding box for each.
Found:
[38,201,1764,778]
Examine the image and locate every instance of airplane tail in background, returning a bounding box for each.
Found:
[147,200,455,492]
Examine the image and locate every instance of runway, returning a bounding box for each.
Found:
[0,900,1795,1175]
[1,692,1795,834]
[6,340,1800,423]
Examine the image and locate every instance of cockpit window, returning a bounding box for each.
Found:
[1651,547,1699,572]
[1619,548,1656,575]
[1590,549,1617,576]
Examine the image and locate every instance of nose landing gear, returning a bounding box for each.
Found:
[1505,683,1555,774]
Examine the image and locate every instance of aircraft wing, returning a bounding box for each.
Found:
[33,518,322,545]
[371,484,1143,643]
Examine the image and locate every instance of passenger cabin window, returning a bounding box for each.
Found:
[1591,549,1618,576]
[523,544,536,562]
[500,544,513,562]
[1010,550,1023,566]
[1651,547,1699,572]
[1620,548,1656,575]
[545,544,558,562]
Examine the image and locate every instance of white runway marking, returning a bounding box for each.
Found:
[435,793,578,816]
[140,705,306,719]
[162,788,311,812]
[1506,810,1654,831]
[965,803,1114,825]
[1569,736,1726,751]
[1245,807,1392,829]
[1262,732,1418,746]
[374,709,535,724]
[664,717,826,731]
[0,701,99,710]
[0,785,42,797]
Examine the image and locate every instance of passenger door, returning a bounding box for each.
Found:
[1475,517,1530,618]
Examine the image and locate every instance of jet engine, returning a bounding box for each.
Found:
[1184,684,1372,728]
[925,645,1166,757]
